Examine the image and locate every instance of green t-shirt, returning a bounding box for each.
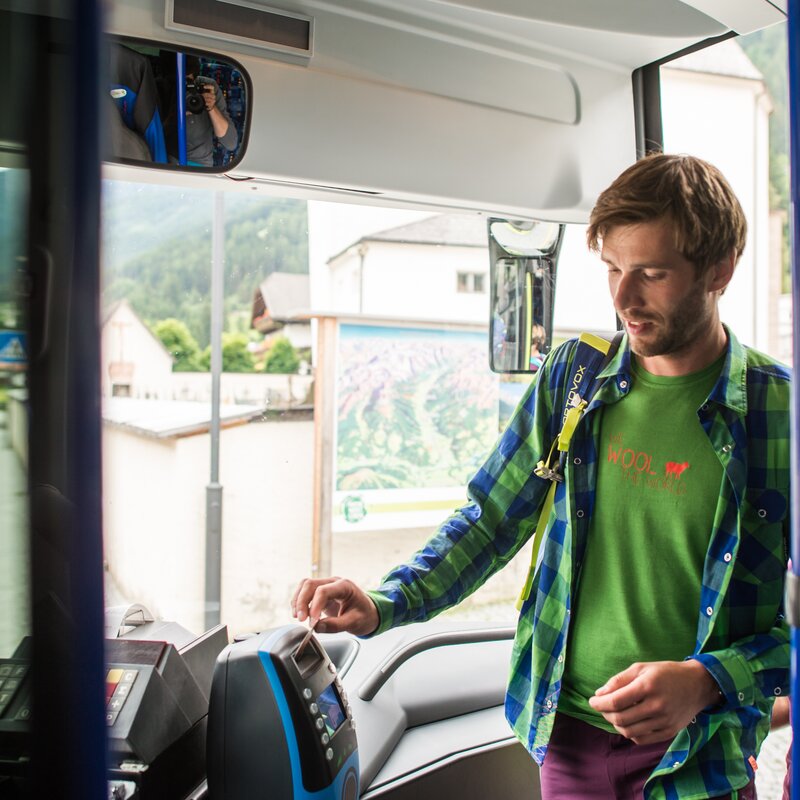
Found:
[558,355,725,732]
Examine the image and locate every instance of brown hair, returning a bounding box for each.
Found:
[587,153,746,274]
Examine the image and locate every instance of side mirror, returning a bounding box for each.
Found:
[488,218,564,374]
[105,39,249,171]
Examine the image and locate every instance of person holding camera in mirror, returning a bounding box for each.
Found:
[180,56,238,167]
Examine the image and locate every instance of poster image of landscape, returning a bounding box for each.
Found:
[334,323,499,531]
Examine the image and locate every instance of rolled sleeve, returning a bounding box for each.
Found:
[689,621,789,712]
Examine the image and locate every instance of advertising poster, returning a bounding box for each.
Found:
[333,323,499,532]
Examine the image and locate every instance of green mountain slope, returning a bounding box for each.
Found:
[102,181,308,346]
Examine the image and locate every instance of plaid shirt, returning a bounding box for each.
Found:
[367,327,790,799]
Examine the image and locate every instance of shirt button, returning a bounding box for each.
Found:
[573,457,582,465]
[721,443,733,453]
[738,692,745,701]
[576,510,585,518]
[546,700,553,709]
[673,762,681,769]
[758,509,767,518]
[706,606,713,616]
[691,717,697,724]
[701,403,709,411]
[775,687,782,696]
[557,654,563,663]
[723,553,732,563]
[619,380,628,389]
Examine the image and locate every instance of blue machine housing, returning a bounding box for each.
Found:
[207,625,359,800]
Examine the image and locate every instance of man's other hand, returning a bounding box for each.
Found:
[291,577,379,636]
[588,660,720,745]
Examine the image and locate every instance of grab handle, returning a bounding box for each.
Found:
[358,627,515,701]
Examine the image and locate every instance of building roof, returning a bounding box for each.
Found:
[252,272,311,331]
[328,214,487,264]
[103,299,127,327]
[102,298,173,363]
[665,38,763,81]
[103,397,264,438]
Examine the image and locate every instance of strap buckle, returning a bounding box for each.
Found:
[534,460,563,482]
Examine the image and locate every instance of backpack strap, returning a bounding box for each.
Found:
[515,331,624,610]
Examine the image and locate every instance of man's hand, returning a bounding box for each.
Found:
[588,660,720,745]
[291,577,379,636]
[201,84,217,111]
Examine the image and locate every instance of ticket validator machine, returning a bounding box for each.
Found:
[207,621,540,800]
[207,625,359,800]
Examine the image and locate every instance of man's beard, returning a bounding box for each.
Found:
[625,282,714,359]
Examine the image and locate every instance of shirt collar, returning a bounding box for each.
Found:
[594,324,747,415]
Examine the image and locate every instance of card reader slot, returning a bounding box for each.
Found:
[293,638,324,678]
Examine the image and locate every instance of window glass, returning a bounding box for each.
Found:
[101,186,540,634]
[0,165,30,656]
[660,22,790,363]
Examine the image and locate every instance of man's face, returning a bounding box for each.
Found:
[601,218,722,366]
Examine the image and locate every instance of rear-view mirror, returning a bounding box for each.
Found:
[106,39,249,171]
[488,218,563,374]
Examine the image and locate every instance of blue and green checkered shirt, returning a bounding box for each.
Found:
[367,327,790,799]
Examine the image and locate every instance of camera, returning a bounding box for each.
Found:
[185,79,209,115]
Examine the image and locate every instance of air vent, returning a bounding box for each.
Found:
[166,0,313,59]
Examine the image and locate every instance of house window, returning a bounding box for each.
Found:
[456,271,486,293]
[112,383,132,398]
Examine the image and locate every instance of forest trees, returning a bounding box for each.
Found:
[103,187,308,348]
[152,322,304,374]
[152,318,203,371]
[263,336,300,374]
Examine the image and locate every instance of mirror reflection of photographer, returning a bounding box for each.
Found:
[182,56,238,167]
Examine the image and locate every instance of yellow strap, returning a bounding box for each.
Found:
[518,400,585,610]
[515,479,557,610]
[516,332,615,611]
[534,439,560,479]
[578,331,613,355]
[557,400,587,451]
[524,272,532,369]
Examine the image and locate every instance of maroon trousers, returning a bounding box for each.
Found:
[540,713,756,800]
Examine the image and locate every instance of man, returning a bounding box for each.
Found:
[169,57,238,167]
[293,154,790,799]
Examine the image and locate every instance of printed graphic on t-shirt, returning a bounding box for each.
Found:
[606,432,690,495]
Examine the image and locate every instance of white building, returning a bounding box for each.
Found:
[102,398,313,635]
[101,299,173,398]
[101,298,313,408]
[326,215,488,324]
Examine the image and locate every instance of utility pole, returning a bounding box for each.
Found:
[205,191,224,629]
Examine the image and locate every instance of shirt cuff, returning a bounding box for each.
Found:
[363,590,397,637]
[689,651,754,710]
